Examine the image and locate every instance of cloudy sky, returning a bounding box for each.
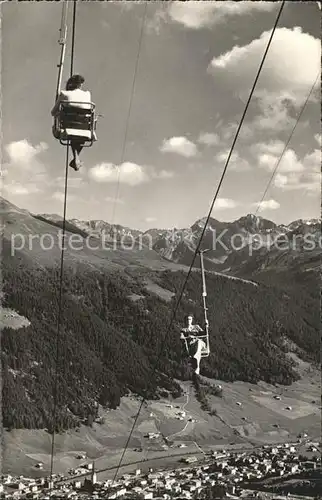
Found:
[2,1,321,230]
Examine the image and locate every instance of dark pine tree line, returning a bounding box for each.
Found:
[1,259,319,432]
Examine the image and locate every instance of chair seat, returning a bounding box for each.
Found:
[64,128,93,139]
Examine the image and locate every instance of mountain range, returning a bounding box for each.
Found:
[38,209,321,283]
[1,196,320,431]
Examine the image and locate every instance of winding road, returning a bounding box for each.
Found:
[164,385,206,455]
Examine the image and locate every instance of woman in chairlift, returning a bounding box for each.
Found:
[51,74,96,171]
[180,314,206,375]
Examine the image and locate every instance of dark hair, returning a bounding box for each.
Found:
[66,74,85,91]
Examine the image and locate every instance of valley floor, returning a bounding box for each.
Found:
[3,356,320,481]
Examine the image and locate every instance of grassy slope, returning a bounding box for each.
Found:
[4,357,320,478]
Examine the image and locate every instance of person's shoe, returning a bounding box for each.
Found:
[69,158,82,171]
[69,159,77,171]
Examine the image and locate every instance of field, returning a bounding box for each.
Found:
[143,278,175,302]
[3,352,320,480]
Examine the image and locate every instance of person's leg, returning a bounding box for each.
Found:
[70,140,84,170]
[93,118,98,141]
[190,357,198,373]
[194,341,203,375]
[69,142,78,170]
[194,354,200,375]
[75,141,84,156]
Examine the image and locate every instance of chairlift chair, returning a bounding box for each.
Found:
[181,324,210,358]
[53,100,97,146]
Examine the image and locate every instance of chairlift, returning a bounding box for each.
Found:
[52,2,99,147]
[180,249,210,359]
[52,101,97,146]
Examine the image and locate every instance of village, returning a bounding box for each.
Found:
[1,439,320,499]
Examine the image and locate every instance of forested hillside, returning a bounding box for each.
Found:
[2,255,319,432]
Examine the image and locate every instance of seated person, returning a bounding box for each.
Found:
[51,74,96,171]
[180,314,206,375]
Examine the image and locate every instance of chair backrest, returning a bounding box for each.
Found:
[59,102,94,131]
[53,100,96,144]
[61,104,92,115]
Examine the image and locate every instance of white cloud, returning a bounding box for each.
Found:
[168,2,218,29]
[303,149,321,170]
[255,199,280,210]
[252,94,296,133]
[215,150,251,172]
[88,162,174,186]
[160,136,198,157]
[145,217,157,223]
[213,197,238,210]
[5,140,48,166]
[208,27,320,143]
[279,150,306,173]
[258,154,277,171]
[252,140,285,157]
[216,151,228,163]
[274,174,288,188]
[88,163,116,182]
[166,1,275,29]
[271,147,321,193]
[314,133,322,147]
[88,162,149,186]
[3,181,40,196]
[259,147,320,175]
[215,121,254,143]
[198,132,220,146]
[209,27,320,105]
[218,108,293,143]
[3,140,49,199]
[258,149,305,173]
[274,172,320,193]
[146,6,168,34]
[52,191,76,202]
